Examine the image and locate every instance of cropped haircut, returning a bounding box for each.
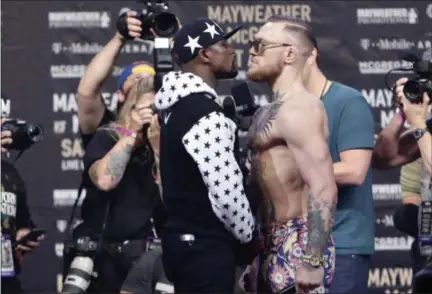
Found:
[267,15,319,63]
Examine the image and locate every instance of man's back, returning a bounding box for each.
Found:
[322,81,375,254]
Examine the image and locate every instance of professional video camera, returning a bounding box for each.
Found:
[61,236,99,294]
[386,51,432,105]
[117,0,179,41]
[1,119,43,151]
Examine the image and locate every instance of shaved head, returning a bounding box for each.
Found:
[267,15,318,58]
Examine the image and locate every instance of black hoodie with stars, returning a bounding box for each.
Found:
[155,71,255,244]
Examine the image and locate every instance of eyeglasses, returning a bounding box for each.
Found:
[248,39,292,54]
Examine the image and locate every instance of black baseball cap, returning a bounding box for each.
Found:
[171,17,241,64]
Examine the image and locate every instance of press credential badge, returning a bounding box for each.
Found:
[1,234,15,277]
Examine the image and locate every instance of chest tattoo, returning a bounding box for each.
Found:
[248,96,284,145]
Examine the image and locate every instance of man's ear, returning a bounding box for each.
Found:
[308,48,318,66]
[197,49,211,64]
[283,46,296,65]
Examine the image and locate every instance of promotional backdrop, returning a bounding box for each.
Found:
[2,1,431,293]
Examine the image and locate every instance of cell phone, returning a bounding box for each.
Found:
[13,228,46,248]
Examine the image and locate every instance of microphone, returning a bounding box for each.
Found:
[230,82,258,117]
[223,96,237,120]
[223,96,254,131]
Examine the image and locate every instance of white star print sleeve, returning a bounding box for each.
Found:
[182,111,255,243]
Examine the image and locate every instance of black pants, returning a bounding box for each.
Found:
[122,248,172,294]
[1,277,23,294]
[162,232,236,293]
[86,240,146,293]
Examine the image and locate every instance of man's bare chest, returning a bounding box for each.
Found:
[247,101,283,148]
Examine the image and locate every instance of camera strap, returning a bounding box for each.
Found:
[65,181,85,235]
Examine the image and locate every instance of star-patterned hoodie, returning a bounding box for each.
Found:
[155,71,255,244]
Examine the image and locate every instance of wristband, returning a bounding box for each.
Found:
[115,127,137,139]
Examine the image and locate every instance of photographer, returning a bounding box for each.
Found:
[77,9,181,148]
[373,77,431,174]
[1,118,44,294]
[77,10,156,149]
[70,77,165,294]
[120,109,172,294]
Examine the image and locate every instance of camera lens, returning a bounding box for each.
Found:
[27,124,44,142]
[153,12,179,37]
[403,80,422,103]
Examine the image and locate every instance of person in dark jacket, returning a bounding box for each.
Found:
[154,17,257,293]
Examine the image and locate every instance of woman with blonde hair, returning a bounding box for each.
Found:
[76,76,165,293]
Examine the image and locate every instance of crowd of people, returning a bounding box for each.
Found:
[1,10,431,294]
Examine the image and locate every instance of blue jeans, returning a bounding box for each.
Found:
[329,254,370,293]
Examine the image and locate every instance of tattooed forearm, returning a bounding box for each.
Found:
[104,142,134,184]
[306,194,336,256]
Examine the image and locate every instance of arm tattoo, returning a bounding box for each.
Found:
[306,193,336,256]
[89,164,99,183]
[104,142,134,183]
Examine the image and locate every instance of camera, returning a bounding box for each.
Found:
[1,119,43,151]
[137,1,179,39]
[117,1,179,41]
[403,58,432,104]
[61,237,99,294]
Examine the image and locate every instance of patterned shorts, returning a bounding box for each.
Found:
[261,216,335,293]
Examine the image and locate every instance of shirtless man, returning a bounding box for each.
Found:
[245,16,338,293]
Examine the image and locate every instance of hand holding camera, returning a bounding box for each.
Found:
[116,10,143,40]
[116,2,180,41]
[128,102,155,147]
[1,118,13,152]
[396,77,431,128]
[147,114,160,154]
[0,118,43,152]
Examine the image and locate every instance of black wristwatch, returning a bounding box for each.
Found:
[413,128,427,141]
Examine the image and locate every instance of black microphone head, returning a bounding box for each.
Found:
[400,51,420,63]
[230,82,256,116]
[223,96,237,118]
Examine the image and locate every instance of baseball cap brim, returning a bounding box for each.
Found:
[223,26,241,40]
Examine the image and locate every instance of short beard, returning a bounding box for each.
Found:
[247,69,279,83]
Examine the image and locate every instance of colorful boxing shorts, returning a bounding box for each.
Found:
[260,216,336,293]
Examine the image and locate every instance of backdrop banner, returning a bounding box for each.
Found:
[2,1,431,293]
